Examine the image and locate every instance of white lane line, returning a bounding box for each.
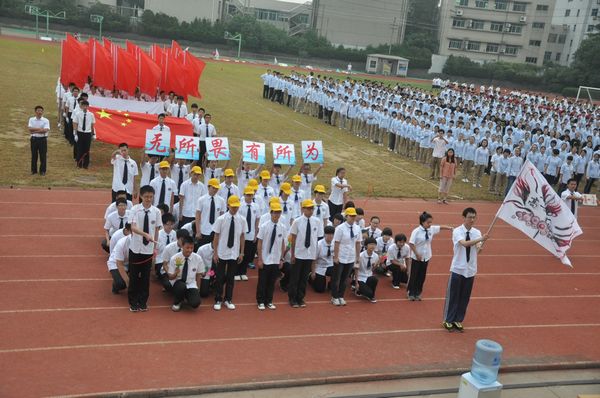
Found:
[0,216,103,221]
[0,234,104,238]
[0,278,112,283]
[0,201,106,206]
[2,322,600,354]
[0,254,106,258]
[1,295,599,314]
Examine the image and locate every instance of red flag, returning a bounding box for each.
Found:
[103,37,115,56]
[89,38,114,91]
[162,54,187,97]
[126,40,140,60]
[91,107,193,148]
[149,44,165,68]
[60,34,90,88]
[170,40,183,60]
[182,51,206,98]
[114,46,138,95]
[138,50,161,98]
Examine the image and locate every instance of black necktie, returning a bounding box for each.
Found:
[160,125,163,132]
[209,196,216,224]
[227,215,235,248]
[150,164,155,181]
[326,245,331,257]
[305,174,309,184]
[227,186,231,198]
[367,256,372,269]
[294,192,299,201]
[283,201,288,212]
[570,193,576,214]
[276,175,280,184]
[82,113,87,132]
[383,242,387,252]
[180,257,188,282]
[349,224,354,239]
[304,218,311,248]
[211,170,215,179]
[178,167,183,192]
[264,188,268,198]
[245,171,249,179]
[142,210,149,245]
[119,217,124,229]
[159,179,166,204]
[177,105,181,118]
[269,223,277,253]
[424,228,429,241]
[246,205,252,233]
[465,230,471,263]
[166,234,170,245]
[73,98,76,109]
[370,230,374,238]
[206,125,209,138]
[122,159,128,185]
[317,205,321,216]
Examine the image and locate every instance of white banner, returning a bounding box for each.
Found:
[495,160,583,267]
[87,96,164,114]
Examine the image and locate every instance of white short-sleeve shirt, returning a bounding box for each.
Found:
[329,176,348,206]
[333,221,362,263]
[129,204,163,254]
[449,225,481,278]
[196,194,226,235]
[256,219,288,265]
[409,225,441,261]
[167,252,205,289]
[28,116,50,138]
[212,212,246,260]
[178,179,207,218]
[111,155,139,194]
[290,215,322,260]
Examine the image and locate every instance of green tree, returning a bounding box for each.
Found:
[571,32,600,87]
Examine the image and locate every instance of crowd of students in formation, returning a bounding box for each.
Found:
[260,69,600,203]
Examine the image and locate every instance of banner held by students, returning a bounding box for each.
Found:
[175,135,200,160]
[145,129,170,156]
[301,140,324,164]
[494,160,583,267]
[243,140,266,164]
[272,143,296,165]
[206,137,230,161]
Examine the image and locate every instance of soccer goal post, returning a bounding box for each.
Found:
[576,86,600,102]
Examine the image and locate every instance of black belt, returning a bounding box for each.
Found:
[31,136,47,139]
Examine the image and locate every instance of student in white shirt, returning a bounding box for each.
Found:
[128,185,163,312]
[310,225,335,293]
[102,198,130,252]
[167,236,207,311]
[211,195,245,311]
[196,241,215,298]
[312,184,330,225]
[110,143,139,201]
[289,199,322,308]
[289,175,305,219]
[104,191,133,219]
[218,169,240,202]
[387,233,411,289]
[557,155,575,194]
[489,147,503,194]
[331,207,362,306]
[28,105,50,175]
[560,178,584,218]
[139,154,160,194]
[106,227,131,294]
[198,113,217,161]
[328,167,351,221]
[167,95,188,118]
[298,163,323,199]
[236,159,263,192]
[171,159,190,201]
[353,237,379,303]
[178,166,206,225]
[430,130,448,180]
[443,207,489,332]
[269,163,292,192]
[408,211,452,301]
[195,178,226,246]
[256,170,276,215]
[150,161,177,211]
[72,100,95,169]
[158,227,187,292]
[584,153,600,193]
[203,159,228,185]
[255,201,288,310]
[152,113,171,136]
[365,216,382,239]
[237,187,260,282]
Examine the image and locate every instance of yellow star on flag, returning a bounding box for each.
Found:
[121,122,127,127]
[126,119,132,123]
[124,113,130,117]
[97,109,112,119]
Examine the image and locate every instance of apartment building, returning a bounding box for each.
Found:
[551,0,600,64]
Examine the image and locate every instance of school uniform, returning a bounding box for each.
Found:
[195,122,216,161]
[473,147,489,186]
[196,193,226,245]
[328,176,348,221]
[256,219,288,305]
[212,211,246,304]
[298,173,316,199]
[111,155,139,201]
[443,225,481,324]
[386,242,410,287]
[288,214,321,305]
[196,243,215,298]
[237,169,258,192]
[150,175,177,208]
[159,239,180,292]
[408,225,441,298]
[332,221,362,300]
[561,189,583,218]
[268,172,286,192]
[204,167,224,185]
[544,156,563,185]
[238,201,260,277]
[128,203,163,310]
[506,155,524,196]
[171,163,190,201]
[584,159,599,193]
[557,163,574,193]
[178,179,207,225]
[313,200,330,226]
[168,252,206,309]
[256,185,276,215]
[140,161,159,188]
[355,251,379,300]
[489,153,502,193]
[365,227,382,240]
[103,210,131,251]
[28,116,50,174]
[312,239,333,292]
[495,156,510,196]
[106,235,130,294]
[73,109,96,169]
[63,93,78,144]
[168,103,188,118]
[104,200,133,219]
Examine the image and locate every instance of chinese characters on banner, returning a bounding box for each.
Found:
[301,140,324,164]
[243,140,266,164]
[145,129,170,156]
[272,143,296,165]
[206,137,230,161]
[175,135,200,160]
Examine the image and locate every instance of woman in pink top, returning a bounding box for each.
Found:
[438,148,457,204]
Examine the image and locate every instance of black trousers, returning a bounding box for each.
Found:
[172,280,201,308]
[390,263,408,287]
[238,239,257,276]
[263,84,269,98]
[544,174,557,186]
[279,262,291,291]
[312,267,332,293]
[110,269,127,293]
[156,270,173,292]
[443,272,475,323]
[358,276,378,299]
[407,259,429,297]
[388,133,396,150]
[584,178,597,194]
[268,87,275,100]
[30,137,47,174]
[256,263,280,304]
[76,132,92,169]
[200,278,211,298]
[327,200,343,221]
[575,173,584,190]
[331,262,353,299]
[199,233,214,247]
[199,141,207,164]
[215,258,238,302]
[127,251,153,308]
[288,259,312,304]
[64,112,74,143]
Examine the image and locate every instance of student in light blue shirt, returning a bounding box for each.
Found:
[461,136,477,183]
[495,148,511,196]
[505,147,524,196]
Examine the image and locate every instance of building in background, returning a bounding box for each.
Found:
[311,0,410,49]
[365,54,409,76]
[224,0,312,35]
[551,0,600,65]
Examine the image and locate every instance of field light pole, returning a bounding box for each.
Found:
[90,14,104,39]
[25,5,66,38]
[224,31,242,59]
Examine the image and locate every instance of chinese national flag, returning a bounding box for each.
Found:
[89,38,114,91]
[91,107,193,148]
[138,50,161,98]
[114,46,138,95]
[60,34,90,88]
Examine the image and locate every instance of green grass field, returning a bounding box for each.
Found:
[0,36,497,201]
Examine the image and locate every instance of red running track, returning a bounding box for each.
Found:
[0,187,599,397]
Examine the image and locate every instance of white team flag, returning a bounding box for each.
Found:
[495,160,583,267]
[214,48,220,59]
[274,56,278,65]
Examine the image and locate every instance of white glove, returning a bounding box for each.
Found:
[74,134,78,143]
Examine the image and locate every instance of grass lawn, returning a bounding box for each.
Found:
[0,36,497,201]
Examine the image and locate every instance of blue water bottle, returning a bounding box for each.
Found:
[470,339,503,384]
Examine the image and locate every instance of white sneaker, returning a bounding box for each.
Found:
[477,184,482,188]
[224,301,236,310]
[240,275,249,281]
[339,298,347,306]
[171,303,181,312]
[213,302,222,311]
[472,183,477,188]
[234,276,242,281]
[257,303,266,311]
[392,285,400,289]
[331,297,341,306]
[267,303,277,310]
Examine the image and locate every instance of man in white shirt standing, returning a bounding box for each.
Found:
[430,130,448,180]
[328,167,351,221]
[560,178,583,218]
[331,207,362,306]
[72,100,95,169]
[168,95,188,118]
[28,105,50,175]
[110,143,139,202]
[195,178,226,246]
[442,207,489,332]
[178,166,207,226]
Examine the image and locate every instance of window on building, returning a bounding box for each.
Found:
[475,0,488,8]
[555,52,561,61]
[471,20,484,29]
[532,22,545,29]
[544,51,552,61]
[570,39,573,46]
[588,24,597,32]
[577,9,580,17]
[490,22,504,31]
[494,0,508,10]
[453,18,466,28]
[529,40,542,46]
[513,2,527,12]
[467,41,481,51]
[573,24,577,31]
[567,54,570,62]
[592,9,599,17]
[449,39,463,49]
[558,34,567,43]
[486,43,499,52]
[525,57,538,63]
[504,45,519,55]
[565,9,571,16]
[369,60,377,68]
[508,24,523,33]
[458,0,469,6]
[536,4,549,11]
[548,33,557,42]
